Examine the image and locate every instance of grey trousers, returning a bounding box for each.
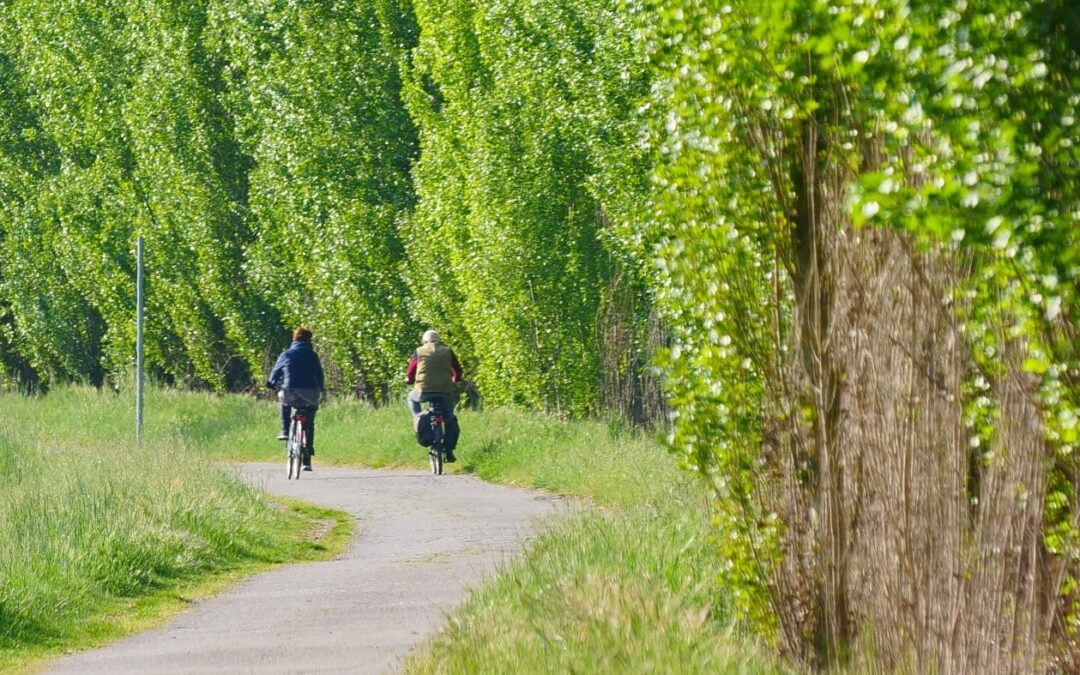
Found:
[407,390,456,418]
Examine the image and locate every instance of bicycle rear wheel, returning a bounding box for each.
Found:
[289,419,303,479]
[300,426,310,473]
[286,420,295,479]
[429,440,443,475]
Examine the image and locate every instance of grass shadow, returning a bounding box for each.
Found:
[461,439,501,474]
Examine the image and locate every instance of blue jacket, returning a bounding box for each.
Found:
[267,341,325,391]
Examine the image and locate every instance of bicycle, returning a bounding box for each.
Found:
[286,405,314,480]
[424,400,449,476]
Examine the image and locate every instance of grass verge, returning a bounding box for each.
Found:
[0,392,352,672]
[406,487,786,673]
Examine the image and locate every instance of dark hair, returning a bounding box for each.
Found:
[293,326,313,342]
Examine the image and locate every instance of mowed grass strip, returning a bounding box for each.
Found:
[0,390,352,672]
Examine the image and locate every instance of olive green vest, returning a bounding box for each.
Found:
[414,342,454,394]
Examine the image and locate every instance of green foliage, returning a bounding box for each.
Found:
[644,0,799,634]
[0,0,422,394]
[0,0,273,388]
[210,0,419,394]
[644,0,1080,665]
[0,0,657,414]
[838,0,1080,516]
[399,0,654,415]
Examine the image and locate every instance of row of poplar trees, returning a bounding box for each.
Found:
[3,0,1080,670]
[0,0,656,417]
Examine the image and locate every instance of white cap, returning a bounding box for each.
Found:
[422,329,440,344]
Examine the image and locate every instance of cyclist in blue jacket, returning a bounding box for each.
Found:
[267,327,325,470]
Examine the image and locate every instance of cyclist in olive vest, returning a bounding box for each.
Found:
[405,330,462,462]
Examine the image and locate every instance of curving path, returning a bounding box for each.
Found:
[48,463,559,674]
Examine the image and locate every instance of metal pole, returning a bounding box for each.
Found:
[136,235,144,446]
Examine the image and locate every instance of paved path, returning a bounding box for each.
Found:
[48,463,559,674]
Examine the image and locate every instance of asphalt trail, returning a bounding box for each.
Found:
[47,463,559,674]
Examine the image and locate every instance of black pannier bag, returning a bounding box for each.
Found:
[415,411,436,447]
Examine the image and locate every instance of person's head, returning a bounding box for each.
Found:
[422,329,440,344]
[293,326,313,343]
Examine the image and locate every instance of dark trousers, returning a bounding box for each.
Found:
[281,404,317,454]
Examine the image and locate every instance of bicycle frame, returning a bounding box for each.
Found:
[287,406,314,479]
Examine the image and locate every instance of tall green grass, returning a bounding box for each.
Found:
[0,387,349,668]
[407,481,786,673]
